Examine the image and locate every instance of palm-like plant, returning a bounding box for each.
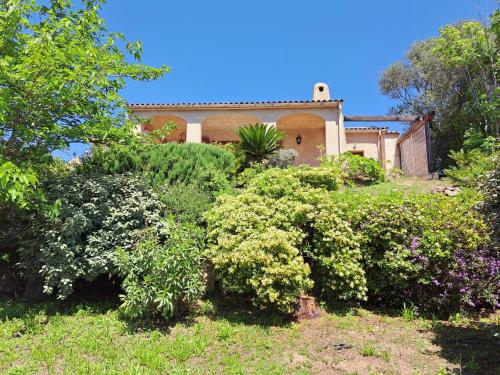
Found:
[236,123,285,164]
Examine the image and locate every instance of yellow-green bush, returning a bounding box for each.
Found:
[205,183,365,313]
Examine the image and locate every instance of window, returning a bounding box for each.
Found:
[348,150,364,156]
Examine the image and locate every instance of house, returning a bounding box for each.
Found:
[128,83,432,176]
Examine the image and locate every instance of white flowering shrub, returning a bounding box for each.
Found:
[19,174,164,298]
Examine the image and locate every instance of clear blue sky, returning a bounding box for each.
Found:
[58,0,498,159]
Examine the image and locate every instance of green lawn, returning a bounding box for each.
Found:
[0,297,498,375]
[347,177,453,196]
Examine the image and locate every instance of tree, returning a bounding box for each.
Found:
[236,123,285,165]
[379,11,499,168]
[0,0,169,208]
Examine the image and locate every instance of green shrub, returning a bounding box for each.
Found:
[342,153,385,185]
[116,222,205,319]
[205,184,365,313]
[445,148,495,187]
[78,143,236,196]
[478,153,500,239]
[158,184,213,225]
[235,123,285,165]
[262,149,298,168]
[246,166,343,195]
[335,190,495,312]
[18,174,164,299]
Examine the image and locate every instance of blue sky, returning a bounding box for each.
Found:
[58,0,498,159]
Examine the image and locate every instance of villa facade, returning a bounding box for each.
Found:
[128,83,431,175]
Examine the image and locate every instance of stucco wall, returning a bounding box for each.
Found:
[345,132,380,160]
[383,133,400,169]
[277,113,325,165]
[132,107,342,158]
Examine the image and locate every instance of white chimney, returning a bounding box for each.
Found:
[313,82,330,101]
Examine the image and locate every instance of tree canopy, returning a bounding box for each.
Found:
[0,0,169,208]
[379,11,499,167]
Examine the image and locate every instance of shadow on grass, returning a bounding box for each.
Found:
[198,292,293,328]
[430,321,499,375]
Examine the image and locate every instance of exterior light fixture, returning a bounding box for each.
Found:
[296,134,302,145]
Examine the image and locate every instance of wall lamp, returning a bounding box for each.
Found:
[296,134,302,145]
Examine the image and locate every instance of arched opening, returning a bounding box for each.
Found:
[202,114,261,144]
[143,115,187,143]
[276,113,326,165]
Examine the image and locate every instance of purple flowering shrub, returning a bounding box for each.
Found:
[338,191,498,313]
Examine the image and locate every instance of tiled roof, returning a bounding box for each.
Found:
[127,99,343,108]
[345,126,400,134]
[345,126,388,130]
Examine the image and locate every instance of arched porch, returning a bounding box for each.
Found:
[144,115,187,143]
[201,114,261,144]
[276,113,326,165]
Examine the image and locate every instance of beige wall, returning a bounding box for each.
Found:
[345,131,380,160]
[383,133,400,169]
[202,114,261,143]
[143,115,187,143]
[133,107,342,158]
[277,113,325,165]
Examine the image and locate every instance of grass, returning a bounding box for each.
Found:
[0,297,498,375]
[348,177,453,195]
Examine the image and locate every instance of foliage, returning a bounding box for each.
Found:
[0,0,168,208]
[18,174,164,299]
[236,124,285,165]
[78,143,236,196]
[337,190,496,313]
[445,149,495,187]
[206,170,364,313]
[262,149,298,168]
[116,222,205,319]
[246,165,344,193]
[0,160,41,210]
[379,11,499,167]
[478,153,500,240]
[158,184,213,225]
[332,153,385,185]
[142,121,178,144]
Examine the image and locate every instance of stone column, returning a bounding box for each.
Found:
[185,122,202,143]
[324,111,339,155]
[338,103,347,153]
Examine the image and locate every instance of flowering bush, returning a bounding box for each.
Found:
[336,190,497,313]
[18,174,164,299]
[262,149,298,168]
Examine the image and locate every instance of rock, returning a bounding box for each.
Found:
[332,342,352,350]
[295,295,320,320]
[431,186,461,196]
[431,187,446,194]
[444,187,461,196]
